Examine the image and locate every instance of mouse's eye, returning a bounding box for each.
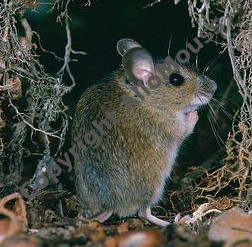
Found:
[168,73,184,86]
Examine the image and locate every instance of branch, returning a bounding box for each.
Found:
[142,0,162,9]
[19,12,32,43]
[8,98,63,140]
[226,16,246,99]
[57,0,86,89]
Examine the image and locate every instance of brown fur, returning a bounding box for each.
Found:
[72,45,216,219]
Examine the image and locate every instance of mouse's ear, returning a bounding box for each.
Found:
[122,47,154,86]
[116,38,142,56]
[117,39,154,86]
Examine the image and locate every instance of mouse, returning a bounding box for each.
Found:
[71,38,217,226]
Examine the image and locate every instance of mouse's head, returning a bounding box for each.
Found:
[117,38,217,127]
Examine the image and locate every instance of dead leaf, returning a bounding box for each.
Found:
[105,229,165,247]
[117,222,129,234]
[0,193,28,243]
[73,221,106,243]
[1,235,41,247]
[0,192,28,231]
[127,218,145,229]
[0,207,20,243]
[6,77,22,99]
[208,207,252,246]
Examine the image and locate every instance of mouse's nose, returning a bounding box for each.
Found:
[203,76,217,93]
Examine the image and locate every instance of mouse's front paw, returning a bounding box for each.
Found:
[185,111,199,135]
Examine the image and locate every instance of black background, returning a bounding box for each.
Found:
[27,0,235,167]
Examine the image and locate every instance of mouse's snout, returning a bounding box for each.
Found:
[194,76,217,105]
[202,76,217,94]
[197,76,217,100]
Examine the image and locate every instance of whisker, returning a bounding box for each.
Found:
[207,106,226,146]
[212,95,240,108]
[197,92,235,121]
[203,53,223,76]
[167,35,173,57]
[218,106,234,120]
[210,98,234,120]
[195,53,199,72]
[208,103,219,125]
[207,113,225,147]
[185,36,191,67]
[198,96,226,147]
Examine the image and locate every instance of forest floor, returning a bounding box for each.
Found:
[0,186,251,247]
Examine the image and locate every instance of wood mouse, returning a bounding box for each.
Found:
[71,38,217,226]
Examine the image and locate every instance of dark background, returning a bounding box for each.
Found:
[26,0,237,170]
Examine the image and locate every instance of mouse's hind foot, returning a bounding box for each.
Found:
[92,211,113,223]
[138,207,170,226]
